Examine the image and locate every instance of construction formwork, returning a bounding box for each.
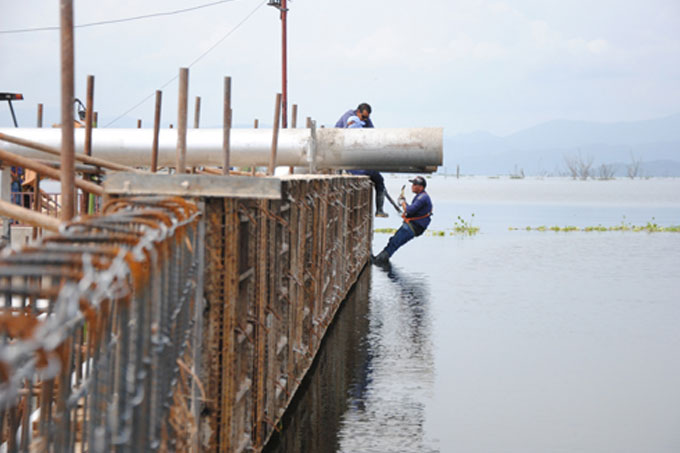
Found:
[199,175,373,452]
[0,174,373,452]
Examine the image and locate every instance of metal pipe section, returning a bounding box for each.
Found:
[0,127,443,171]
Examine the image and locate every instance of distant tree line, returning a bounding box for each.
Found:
[564,151,643,180]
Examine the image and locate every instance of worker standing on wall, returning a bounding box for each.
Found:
[372,176,432,265]
[335,103,388,218]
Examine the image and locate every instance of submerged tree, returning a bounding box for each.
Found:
[628,153,643,179]
[598,163,616,180]
[564,152,593,180]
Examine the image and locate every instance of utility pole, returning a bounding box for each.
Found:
[268,0,288,128]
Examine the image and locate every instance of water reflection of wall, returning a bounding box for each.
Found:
[337,264,437,453]
[264,265,372,453]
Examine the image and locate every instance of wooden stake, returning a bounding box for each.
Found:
[222,77,231,175]
[176,67,189,174]
[59,0,75,221]
[151,90,162,173]
[268,93,282,176]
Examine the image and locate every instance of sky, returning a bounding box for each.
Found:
[1,0,679,136]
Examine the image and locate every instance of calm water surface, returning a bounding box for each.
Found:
[266,177,680,453]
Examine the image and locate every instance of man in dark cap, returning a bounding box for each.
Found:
[335,103,388,217]
[372,176,433,264]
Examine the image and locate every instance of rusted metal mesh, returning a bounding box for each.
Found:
[0,196,203,452]
[200,176,372,452]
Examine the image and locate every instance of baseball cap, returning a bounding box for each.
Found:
[409,176,427,188]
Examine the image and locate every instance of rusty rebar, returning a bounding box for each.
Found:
[0,147,104,196]
[194,96,201,129]
[81,74,95,214]
[60,0,75,221]
[222,77,231,175]
[289,103,297,174]
[84,75,94,157]
[0,199,60,232]
[151,90,162,173]
[37,103,43,127]
[176,68,189,174]
[268,93,282,176]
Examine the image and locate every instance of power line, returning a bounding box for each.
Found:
[0,0,239,34]
[104,0,267,127]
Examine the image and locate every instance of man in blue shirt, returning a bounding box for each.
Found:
[334,103,374,128]
[373,176,433,265]
[335,103,388,217]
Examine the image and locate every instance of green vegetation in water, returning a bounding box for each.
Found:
[509,218,680,233]
[374,228,397,234]
[373,214,481,236]
[452,214,480,236]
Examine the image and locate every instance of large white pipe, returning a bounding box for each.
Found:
[0,127,442,171]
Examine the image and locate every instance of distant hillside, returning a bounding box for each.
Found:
[443,114,680,176]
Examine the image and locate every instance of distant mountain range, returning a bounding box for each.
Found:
[442,114,680,177]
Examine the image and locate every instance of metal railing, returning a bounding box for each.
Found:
[0,196,203,452]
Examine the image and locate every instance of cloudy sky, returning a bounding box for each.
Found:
[1,0,679,135]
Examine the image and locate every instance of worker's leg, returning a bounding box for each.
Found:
[374,223,415,264]
[375,187,388,217]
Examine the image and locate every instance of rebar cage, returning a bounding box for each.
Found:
[0,196,204,452]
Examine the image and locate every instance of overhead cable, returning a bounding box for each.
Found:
[0,0,239,34]
[104,0,267,127]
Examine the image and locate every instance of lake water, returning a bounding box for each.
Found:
[265,177,680,453]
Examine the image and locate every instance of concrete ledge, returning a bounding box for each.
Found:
[104,173,282,199]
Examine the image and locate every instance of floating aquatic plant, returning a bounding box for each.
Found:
[509,218,679,233]
[452,214,480,236]
[373,214,481,236]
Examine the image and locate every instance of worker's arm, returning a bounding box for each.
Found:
[405,194,428,217]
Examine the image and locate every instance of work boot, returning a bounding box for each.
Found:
[372,250,390,266]
[375,190,388,218]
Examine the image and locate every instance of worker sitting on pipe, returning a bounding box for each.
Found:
[335,103,388,218]
[372,176,433,265]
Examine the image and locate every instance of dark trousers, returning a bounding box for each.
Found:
[383,222,415,257]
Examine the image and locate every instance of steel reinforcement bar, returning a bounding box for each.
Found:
[0,196,204,452]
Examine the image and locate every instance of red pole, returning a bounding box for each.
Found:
[281,0,288,129]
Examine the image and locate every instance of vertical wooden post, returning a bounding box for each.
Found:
[34,103,43,238]
[36,104,43,128]
[280,0,288,129]
[194,96,201,129]
[84,76,94,156]
[81,74,94,215]
[151,90,162,173]
[289,103,298,174]
[252,119,259,175]
[137,119,142,128]
[176,67,189,174]
[59,0,75,222]
[31,175,41,240]
[268,93,282,176]
[222,77,231,175]
[291,104,298,129]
